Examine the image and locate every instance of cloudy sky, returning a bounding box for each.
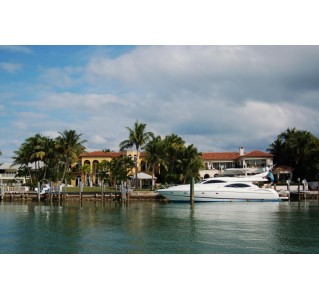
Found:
[1,45,319,162]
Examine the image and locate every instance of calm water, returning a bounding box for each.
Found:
[1,200,319,254]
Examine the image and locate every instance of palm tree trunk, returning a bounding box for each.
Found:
[28,167,33,185]
[62,159,69,183]
[151,164,155,190]
[42,166,47,181]
[135,148,139,188]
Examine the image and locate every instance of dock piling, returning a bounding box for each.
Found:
[190,177,195,205]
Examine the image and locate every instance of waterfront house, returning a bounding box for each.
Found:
[0,163,26,185]
[200,147,274,178]
[0,163,29,192]
[72,150,151,187]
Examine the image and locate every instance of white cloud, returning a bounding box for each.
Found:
[42,131,60,139]
[91,135,107,144]
[0,62,22,73]
[40,66,82,88]
[40,92,124,111]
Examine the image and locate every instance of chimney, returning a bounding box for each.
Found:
[239,147,244,156]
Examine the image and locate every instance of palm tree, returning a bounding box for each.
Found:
[12,143,33,186]
[98,160,111,185]
[12,137,38,185]
[56,130,87,183]
[268,128,319,180]
[25,134,45,177]
[161,134,185,183]
[41,136,58,181]
[179,144,203,183]
[81,163,91,186]
[107,156,135,187]
[144,135,163,189]
[119,121,154,186]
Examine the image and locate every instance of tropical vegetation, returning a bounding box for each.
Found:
[12,130,87,188]
[119,122,204,186]
[144,134,203,184]
[267,128,319,180]
[119,120,154,186]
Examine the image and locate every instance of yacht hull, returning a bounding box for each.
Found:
[157,186,281,202]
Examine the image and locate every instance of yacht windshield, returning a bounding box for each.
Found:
[225,183,251,188]
[202,179,227,184]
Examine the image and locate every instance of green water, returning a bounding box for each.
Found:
[1,200,319,254]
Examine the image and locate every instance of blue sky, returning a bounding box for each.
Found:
[1,45,319,162]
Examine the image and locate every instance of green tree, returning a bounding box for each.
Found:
[108,156,135,187]
[56,130,87,183]
[119,121,154,186]
[12,136,39,186]
[80,163,91,186]
[268,128,319,180]
[160,134,185,183]
[12,146,33,186]
[25,133,46,178]
[144,135,163,189]
[179,144,204,184]
[98,160,111,184]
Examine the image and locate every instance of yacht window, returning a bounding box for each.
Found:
[203,179,227,184]
[225,183,251,188]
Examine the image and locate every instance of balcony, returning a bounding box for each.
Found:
[0,174,17,179]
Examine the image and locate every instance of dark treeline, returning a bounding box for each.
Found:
[267,128,319,181]
[11,130,86,188]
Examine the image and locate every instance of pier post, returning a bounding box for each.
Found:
[80,182,83,202]
[298,178,300,202]
[126,179,130,201]
[121,181,126,201]
[37,182,41,202]
[101,181,104,202]
[190,177,195,205]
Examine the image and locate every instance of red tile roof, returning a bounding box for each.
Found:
[80,151,147,158]
[80,150,272,160]
[202,152,239,160]
[202,150,272,160]
[80,151,121,158]
[242,150,273,158]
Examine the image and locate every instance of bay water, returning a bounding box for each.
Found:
[1,200,319,254]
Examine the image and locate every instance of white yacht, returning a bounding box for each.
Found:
[156,174,280,202]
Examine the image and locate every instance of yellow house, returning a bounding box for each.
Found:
[71,150,149,186]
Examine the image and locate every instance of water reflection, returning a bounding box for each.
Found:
[1,200,319,253]
[273,201,319,253]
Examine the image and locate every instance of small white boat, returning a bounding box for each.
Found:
[157,175,280,202]
[35,184,51,195]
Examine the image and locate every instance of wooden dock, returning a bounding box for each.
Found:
[0,191,166,202]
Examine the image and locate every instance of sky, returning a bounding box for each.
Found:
[1,45,319,162]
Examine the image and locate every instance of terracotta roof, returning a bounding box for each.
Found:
[202,150,272,161]
[80,151,146,158]
[242,150,273,158]
[80,151,121,158]
[202,152,239,160]
[81,150,271,160]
